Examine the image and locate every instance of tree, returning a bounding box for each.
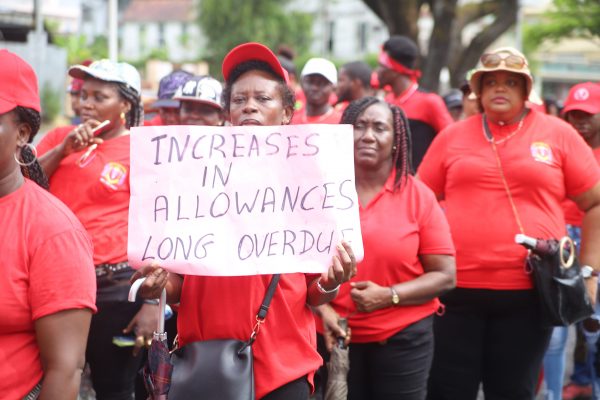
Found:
[523,0,600,53]
[198,0,313,76]
[362,0,517,91]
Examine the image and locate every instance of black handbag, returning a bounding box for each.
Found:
[168,274,280,400]
[523,236,593,326]
[485,116,593,327]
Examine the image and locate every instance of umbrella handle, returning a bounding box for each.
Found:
[129,277,167,334]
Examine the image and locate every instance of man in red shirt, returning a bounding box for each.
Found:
[292,57,342,125]
[377,35,453,169]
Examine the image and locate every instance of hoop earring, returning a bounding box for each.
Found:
[14,143,37,167]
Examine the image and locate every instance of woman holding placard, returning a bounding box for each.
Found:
[36,60,151,400]
[313,96,456,400]
[132,42,357,399]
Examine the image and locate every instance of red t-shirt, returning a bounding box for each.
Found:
[316,174,455,343]
[385,85,453,169]
[37,126,131,264]
[418,111,600,289]
[0,179,96,399]
[177,273,322,399]
[290,107,342,125]
[563,147,600,225]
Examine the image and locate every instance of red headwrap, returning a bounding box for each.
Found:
[379,50,421,82]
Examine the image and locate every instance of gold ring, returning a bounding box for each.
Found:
[146,338,153,348]
[135,335,145,347]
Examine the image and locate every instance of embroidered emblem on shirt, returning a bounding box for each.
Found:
[530,142,553,165]
[100,162,128,190]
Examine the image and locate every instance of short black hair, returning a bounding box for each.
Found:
[278,56,296,76]
[222,60,295,115]
[341,97,413,189]
[341,61,372,89]
[382,35,419,69]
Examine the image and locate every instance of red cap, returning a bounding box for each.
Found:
[222,42,289,84]
[0,49,40,114]
[562,82,600,115]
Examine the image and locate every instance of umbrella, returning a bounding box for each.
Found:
[129,278,173,400]
[324,318,349,400]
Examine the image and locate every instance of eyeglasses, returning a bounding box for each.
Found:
[480,53,527,70]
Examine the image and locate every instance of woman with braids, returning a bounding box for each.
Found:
[0,50,96,400]
[132,42,357,399]
[36,59,152,400]
[314,96,456,400]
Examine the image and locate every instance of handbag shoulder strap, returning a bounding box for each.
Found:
[247,274,281,345]
[483,114,526,236]
[257,274,280,319]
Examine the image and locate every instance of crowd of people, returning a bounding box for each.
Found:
[2,32,600,400]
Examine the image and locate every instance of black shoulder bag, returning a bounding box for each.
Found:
[168,274,280,400]
[484,115,593,327]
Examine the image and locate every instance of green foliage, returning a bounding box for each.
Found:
[523,0,600,53]
[40,82,61,123]
[198,0,314,75]
[54,34,108,65]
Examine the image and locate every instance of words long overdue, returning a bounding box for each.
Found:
[128,124,364,276]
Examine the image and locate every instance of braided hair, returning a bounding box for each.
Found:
[222,60,295,118]
[117,83,143,128]
[13,106,49,189]
[341,96,413,190]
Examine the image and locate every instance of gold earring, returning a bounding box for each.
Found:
[120,112,126,125]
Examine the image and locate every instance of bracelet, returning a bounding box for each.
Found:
[316,278,340,294]
[144,299,159,305]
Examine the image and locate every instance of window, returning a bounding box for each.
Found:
[327,21,335,54]
[158,23,165,47]
[357,22,367,52]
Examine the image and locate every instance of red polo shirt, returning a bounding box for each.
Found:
[37,126,131,265]
[317,174,455,342]
[418,111,600,289]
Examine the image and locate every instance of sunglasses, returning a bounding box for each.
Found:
[480,53,527,70]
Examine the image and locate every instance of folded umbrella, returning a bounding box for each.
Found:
[130,279,173,400]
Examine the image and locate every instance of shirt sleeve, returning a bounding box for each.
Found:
[29,228,97,320]
[561,124,600,197]
[36,126,72,156]
[414,180,456,255]
[417,129,448,197]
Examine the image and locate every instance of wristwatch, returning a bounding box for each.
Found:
[581,265,599,279]
[390,287,400,305]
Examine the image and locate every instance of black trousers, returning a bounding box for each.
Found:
[316,316,434,400]
[427,288,552,400]
[262,376,309,400]
[86,272,146,400]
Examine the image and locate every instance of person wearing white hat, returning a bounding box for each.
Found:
[291,57,342,125]
[37,59,153,400]
[419,47,600,400]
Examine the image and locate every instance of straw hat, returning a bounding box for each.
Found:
[469,47,533,99]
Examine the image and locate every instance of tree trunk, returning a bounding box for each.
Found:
[420,0,458,92]
[362,0,422,43]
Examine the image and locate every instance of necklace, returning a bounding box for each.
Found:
[482,110,528,144]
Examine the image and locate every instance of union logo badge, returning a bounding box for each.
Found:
[530,142,553,165]
[100,162,128,190]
